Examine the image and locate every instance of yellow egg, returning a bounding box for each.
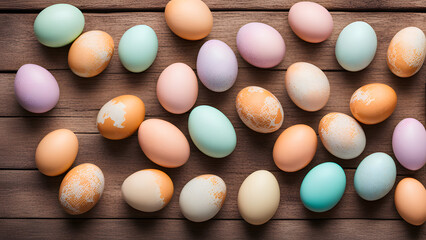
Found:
[236,86,284,133]
[394,178,426,226]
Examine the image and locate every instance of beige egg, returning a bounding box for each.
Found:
[394,178,426,226]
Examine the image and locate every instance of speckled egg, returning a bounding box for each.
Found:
[236,86,284,133]
[68,30,114,78]
[97,95,145,140]
[387,27,426,78]
[319,112,366,159]
[179,175,226,222]
[59,163,104,215]
[285,62,330,111]
[394,178,426,226]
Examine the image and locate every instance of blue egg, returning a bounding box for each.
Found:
[354,152,396,201]
[335,21,377,72]
[300,162,346,212]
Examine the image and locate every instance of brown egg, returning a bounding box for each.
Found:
[59,163,105,215]
[350,83,397,125]
[394,178,426,226]
[97,95,145,140]
[35,129,78,176]
[68,30,114,78]
[165,0,213,40]
[273,124,317,172]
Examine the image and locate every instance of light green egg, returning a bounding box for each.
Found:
[34,4,85,48]
[118,25,158,73]
[335,21,377,72]
[188,105,237,158]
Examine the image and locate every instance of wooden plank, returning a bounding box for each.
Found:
[0,12,425,72]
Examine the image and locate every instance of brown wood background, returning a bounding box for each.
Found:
[0,0,425,239]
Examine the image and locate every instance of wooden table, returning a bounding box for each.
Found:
[1,0,425,239]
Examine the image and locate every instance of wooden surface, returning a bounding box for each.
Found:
[1,0,425,239]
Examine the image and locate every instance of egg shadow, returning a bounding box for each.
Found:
[241,220,272,239]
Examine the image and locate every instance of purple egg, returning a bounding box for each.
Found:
[196,39,238,92]
[392,118,426,171]
[14,64,60,113]
[236,22,286,68]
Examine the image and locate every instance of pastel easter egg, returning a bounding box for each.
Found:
[394,178,426,226]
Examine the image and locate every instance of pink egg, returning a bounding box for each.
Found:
[236,22,285,68]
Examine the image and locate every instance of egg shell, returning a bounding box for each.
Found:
[238,170,280,225]
[157,63,198,114]
[236,22,286,68]
[97,95,145,140]
[179,175,226,222]
[165,0,213,40]
[118,25,158,73]
[236,86,284,133]
[392,118,426,171]
[196,39,238,92]
[273,124,317,172]
[59,163,104,215]
[350,83,397,125]
[387,27,426,78]
[335,21,377,72]
[300,162,346,212]
[319,112,366,159]
[138,119,190,168]
[36,129,78,176]
[121,169,174,212]
[288,2,333,43]
[354,152,396,201]
[68,30,114,78]
[394,178,426,226]
[188,105,236,158]
[34,4,84,47]
[14,64,60,113]
[285,62,330,111]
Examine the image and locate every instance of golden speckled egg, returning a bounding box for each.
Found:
[59,163,105,215]
[394,178,426,226]
[273,124,317,172]
[36,129,78,176]
[68,30,114,78]
[165,0,213,40]
[236,86,284,133]
[319,112,366,159]
[97,95,145,140]
[387,27,425,78]
[350,83,397,125]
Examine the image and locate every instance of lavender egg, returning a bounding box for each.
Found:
[196,39,238,92]
[14,64,60,113]
[392,118,426,171]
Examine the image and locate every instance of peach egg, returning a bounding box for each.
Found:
[350,83,397,124]
[236,86,284,133]
[59,163,105,215]
[97,95,145,140]
[68,30,114,78]
[394,178,426,226]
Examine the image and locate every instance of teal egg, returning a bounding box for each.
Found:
[34,4,84,47]
[354,152,396,201]
[335,21,377,72]
[188,105,237,158]
[118,25,158,73]
[300,162,346,212]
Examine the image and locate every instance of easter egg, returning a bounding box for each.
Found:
[236,86,284,133]
[118,25,158,73]
[394,178,426,226]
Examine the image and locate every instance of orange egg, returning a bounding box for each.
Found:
[68,30,114,78]
[394,178,426,226]
[165,0,213,40]
[97,95,145,140]
[273,124,317,172]
[236,86,284,133]
[59,163,105,215]
[350,83,397,125]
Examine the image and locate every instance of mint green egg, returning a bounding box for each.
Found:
[300,162,346,212]
[34,4,84,47]
[118,25,158,73]
[188,105,237,158]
